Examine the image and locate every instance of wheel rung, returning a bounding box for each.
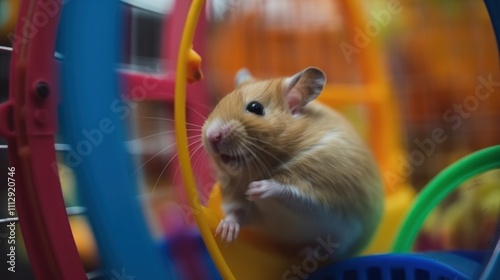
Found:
[1,144,72,151]
[0,46,13,53]
[0,206,87,224]
[86,269,105,280]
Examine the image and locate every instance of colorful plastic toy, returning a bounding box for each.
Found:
[0,0,499,279]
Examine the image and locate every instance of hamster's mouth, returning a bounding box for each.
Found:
[220,154,239,164]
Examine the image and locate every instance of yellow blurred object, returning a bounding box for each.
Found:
[70,216,100,270]
[361,183,416,254]
[187,46,203,84]
[57,161,99,270]
[439,170,500,250]
[0,0,20,43]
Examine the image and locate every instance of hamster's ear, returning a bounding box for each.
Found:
[234,68,255,87]
[282,67,326,114]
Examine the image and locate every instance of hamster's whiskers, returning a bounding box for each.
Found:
[150,147,182,194]
[137,116,204,129]
[151,137,204,195]
[242,136,287,166]
[131,129,201,142]
[188,140,209,182]
[132,141,176,176]
[239,141,276,180]
[186,104,212,121]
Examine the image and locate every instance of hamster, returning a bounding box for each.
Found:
[202,67,384,260]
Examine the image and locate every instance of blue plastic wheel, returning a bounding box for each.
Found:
[59,0,173,278]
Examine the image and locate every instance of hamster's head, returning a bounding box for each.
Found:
[202,67,326,173]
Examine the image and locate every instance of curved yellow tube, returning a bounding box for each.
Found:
[173,0,235,279]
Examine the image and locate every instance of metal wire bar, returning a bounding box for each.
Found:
[0,206,87,224]
[1,143,73,151]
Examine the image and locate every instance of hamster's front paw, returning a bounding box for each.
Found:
[215,219,240,244]
[246,179,283,201]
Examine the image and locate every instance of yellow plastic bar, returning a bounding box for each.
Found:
[173,0,235,279]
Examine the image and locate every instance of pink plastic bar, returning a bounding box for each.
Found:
[0,0,87,279]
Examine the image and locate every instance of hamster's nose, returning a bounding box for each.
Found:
[208,131,222,144]
[207,131,222,153]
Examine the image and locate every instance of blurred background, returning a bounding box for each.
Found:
[0,0,499,279]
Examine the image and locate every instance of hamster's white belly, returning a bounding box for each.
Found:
[253,198,362,258]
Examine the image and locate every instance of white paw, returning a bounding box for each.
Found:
[246,179,281,201]
[215,219,240,244]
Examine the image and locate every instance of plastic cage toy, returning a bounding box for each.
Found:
[0,0,499,279]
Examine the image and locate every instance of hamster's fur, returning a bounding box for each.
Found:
[202,67,384,260]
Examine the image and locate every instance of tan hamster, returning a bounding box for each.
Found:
[202,67,384,260]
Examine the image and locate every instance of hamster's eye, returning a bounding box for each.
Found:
[246,101,265,116]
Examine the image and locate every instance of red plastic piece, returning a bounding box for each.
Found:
[1,0,87,279]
